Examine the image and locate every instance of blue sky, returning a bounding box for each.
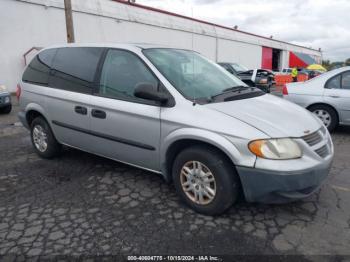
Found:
[136,0,350,62]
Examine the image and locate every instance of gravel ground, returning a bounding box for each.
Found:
[0,96,350,260]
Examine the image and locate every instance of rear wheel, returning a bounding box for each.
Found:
[172,145,239,215]
[30,117,61,158]
[309,104,338,132]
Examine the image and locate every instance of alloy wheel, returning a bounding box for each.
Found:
[32,125,48,152]
[313,109,331,127]
[180,161,216,205]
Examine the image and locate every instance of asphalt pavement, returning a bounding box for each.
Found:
[0,96,349,260]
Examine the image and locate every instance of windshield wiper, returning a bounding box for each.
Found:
[222,85,249,92]
[210,85,250,101]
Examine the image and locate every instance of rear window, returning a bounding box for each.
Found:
[49,47,104,94]
[22,49,56,86]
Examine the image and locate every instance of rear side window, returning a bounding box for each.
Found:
[50,47,104,94]
[326,75,341,89]
[22,49,56,86]
[342,71,350,89]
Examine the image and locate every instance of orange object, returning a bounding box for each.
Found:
[275,75,293,86]
[274,74,308,86]
[297,74,309,82]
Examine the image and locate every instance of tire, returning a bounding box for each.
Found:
[172,145,240,215]
[0,105,11,114]
[30,116,61,158]
[308,104,338,132]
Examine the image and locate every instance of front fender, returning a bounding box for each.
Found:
[161,128,256,173]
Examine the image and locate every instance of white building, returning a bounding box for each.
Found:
[1,0,322,92]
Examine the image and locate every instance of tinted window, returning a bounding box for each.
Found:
[220,64,235,74]
[327,75,341,89]
[50,47,104,94]
[230,63,248,72]
[342,72,350,89]
[99,49,158,103]
[22,49,56,86]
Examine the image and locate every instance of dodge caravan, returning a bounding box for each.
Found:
[18,44,333,215]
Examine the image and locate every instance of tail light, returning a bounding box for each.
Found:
[282,84,288,95]
[16,84,21,101]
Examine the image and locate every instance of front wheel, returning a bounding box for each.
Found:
[30,116,61,158]
[172,145,240,215]
[309,105,338,132]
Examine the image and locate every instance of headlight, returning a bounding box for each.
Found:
[4,96,10,103]
[248,138,302,160]
[0,85,7,92]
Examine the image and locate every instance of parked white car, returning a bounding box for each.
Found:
[281,68,292,74]
[283,67,350,131]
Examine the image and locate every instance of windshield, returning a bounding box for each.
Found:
[143,48,246,100]
[230,63,248,73]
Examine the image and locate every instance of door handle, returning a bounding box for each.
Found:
[91,109,106,119]
[329,95,340,98]
[74,106,87,115]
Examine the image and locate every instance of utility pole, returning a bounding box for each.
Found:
[64,0,75,43]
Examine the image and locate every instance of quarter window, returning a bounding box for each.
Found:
[342,72,350,89]
[326,75,341,89]
[50,47,104,94]
[99,49,158,103]
[22,49,56,86]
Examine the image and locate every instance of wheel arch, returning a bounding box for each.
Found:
[306,102,340,121]
[25,106,47,127]
[24,104,55,133]
[161,128,244,183]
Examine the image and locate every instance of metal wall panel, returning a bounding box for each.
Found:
[217,39,262,69]
[1,0,322,91]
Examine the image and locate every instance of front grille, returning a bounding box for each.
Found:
[301,127,331,158]
[302,131,323,146]
[315,145,329,158]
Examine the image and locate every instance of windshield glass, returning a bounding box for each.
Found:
[143,48,246,100]
[230,63,248,72]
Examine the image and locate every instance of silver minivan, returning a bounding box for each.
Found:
[18,43,333,215]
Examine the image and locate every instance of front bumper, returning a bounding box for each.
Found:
[236,158,332,203]
[0,93,11,108]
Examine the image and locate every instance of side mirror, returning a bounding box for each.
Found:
[134,82,169,104]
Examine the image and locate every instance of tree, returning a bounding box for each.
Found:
[345,58,350,66]
[330,61,345,70]
[322,60,331,70]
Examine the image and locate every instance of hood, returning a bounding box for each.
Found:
[205,94,321,138]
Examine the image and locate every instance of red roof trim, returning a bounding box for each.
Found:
[112,0,319,52]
